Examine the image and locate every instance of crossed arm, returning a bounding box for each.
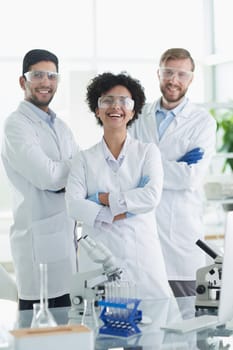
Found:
[87,176,150,221]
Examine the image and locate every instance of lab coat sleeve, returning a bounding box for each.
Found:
[2,115,76,191]
[65,152,102,227]
[109,143,164,215]
[162,116,217,191]
[69,128,80,159]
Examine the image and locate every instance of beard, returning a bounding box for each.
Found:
[27,94,54,109]
[160,83,188,104]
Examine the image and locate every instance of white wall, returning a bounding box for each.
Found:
[0,0,229,263]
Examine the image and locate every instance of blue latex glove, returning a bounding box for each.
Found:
[137,175,150,188]
[126,212,135,218]
[177,147,204,165]
[87,192,100,204]
[126,175,150,218]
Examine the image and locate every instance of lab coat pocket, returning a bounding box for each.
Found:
[163,135,191,160]
[174,137,192,159]
[32,212,70,263]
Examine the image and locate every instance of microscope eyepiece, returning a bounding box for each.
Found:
[196,239,218,260]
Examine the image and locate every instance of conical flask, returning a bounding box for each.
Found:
[30,263,57,328]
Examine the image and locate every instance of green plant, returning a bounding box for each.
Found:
[210,107,233,172]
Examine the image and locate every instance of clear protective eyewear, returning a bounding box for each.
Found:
[159,67,193,82]
[98,95,135,111]
[24,70,60,83]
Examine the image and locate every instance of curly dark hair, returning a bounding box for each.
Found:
[86,72,146,127]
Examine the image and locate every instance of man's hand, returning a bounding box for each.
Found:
[177,147,204,165]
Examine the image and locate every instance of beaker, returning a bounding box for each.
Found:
[81,298,99,335]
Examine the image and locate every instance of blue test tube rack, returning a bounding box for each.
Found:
[98,298,142,337]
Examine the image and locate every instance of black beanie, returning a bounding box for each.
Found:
[22,49,59,75]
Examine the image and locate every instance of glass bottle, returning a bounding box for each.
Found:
[30,263,57,328]
[30,302,40,328]
[81,298,99,335]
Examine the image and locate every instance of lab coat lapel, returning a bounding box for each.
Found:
[144,101,160,143]
[18,101,44,127]
[18,101,61,153]
[159,103,193,143]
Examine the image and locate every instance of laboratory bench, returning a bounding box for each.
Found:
[1,297,233,350]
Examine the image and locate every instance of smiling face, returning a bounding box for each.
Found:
[96,85,135,131]
[19,61,58,112]
[157,58,193,109]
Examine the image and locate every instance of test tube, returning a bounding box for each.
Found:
[120,280,129,319]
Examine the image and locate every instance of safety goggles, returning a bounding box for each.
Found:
[158,67,193,82]
[24,70,60,83]
[98,95,135,111]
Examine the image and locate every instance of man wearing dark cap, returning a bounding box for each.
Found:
[1,49,80,310]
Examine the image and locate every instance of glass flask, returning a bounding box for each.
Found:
[0,323,10,349]
[81,298,99,335]
[30,302,40,328]
[30,263,57,328]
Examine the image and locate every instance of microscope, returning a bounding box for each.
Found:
[195,239,223,310]
[68,235,122,324]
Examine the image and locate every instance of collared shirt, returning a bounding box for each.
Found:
[155,97,188,140]
[24,100,56,131]
[102,135,130,172]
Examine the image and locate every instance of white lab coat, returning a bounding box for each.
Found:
[1,101,79,299]
[129,100,217,280]
[66,135,172,299]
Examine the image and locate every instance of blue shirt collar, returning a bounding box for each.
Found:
[155,97,188,116]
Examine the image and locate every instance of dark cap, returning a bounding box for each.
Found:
[22,49,59,75]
